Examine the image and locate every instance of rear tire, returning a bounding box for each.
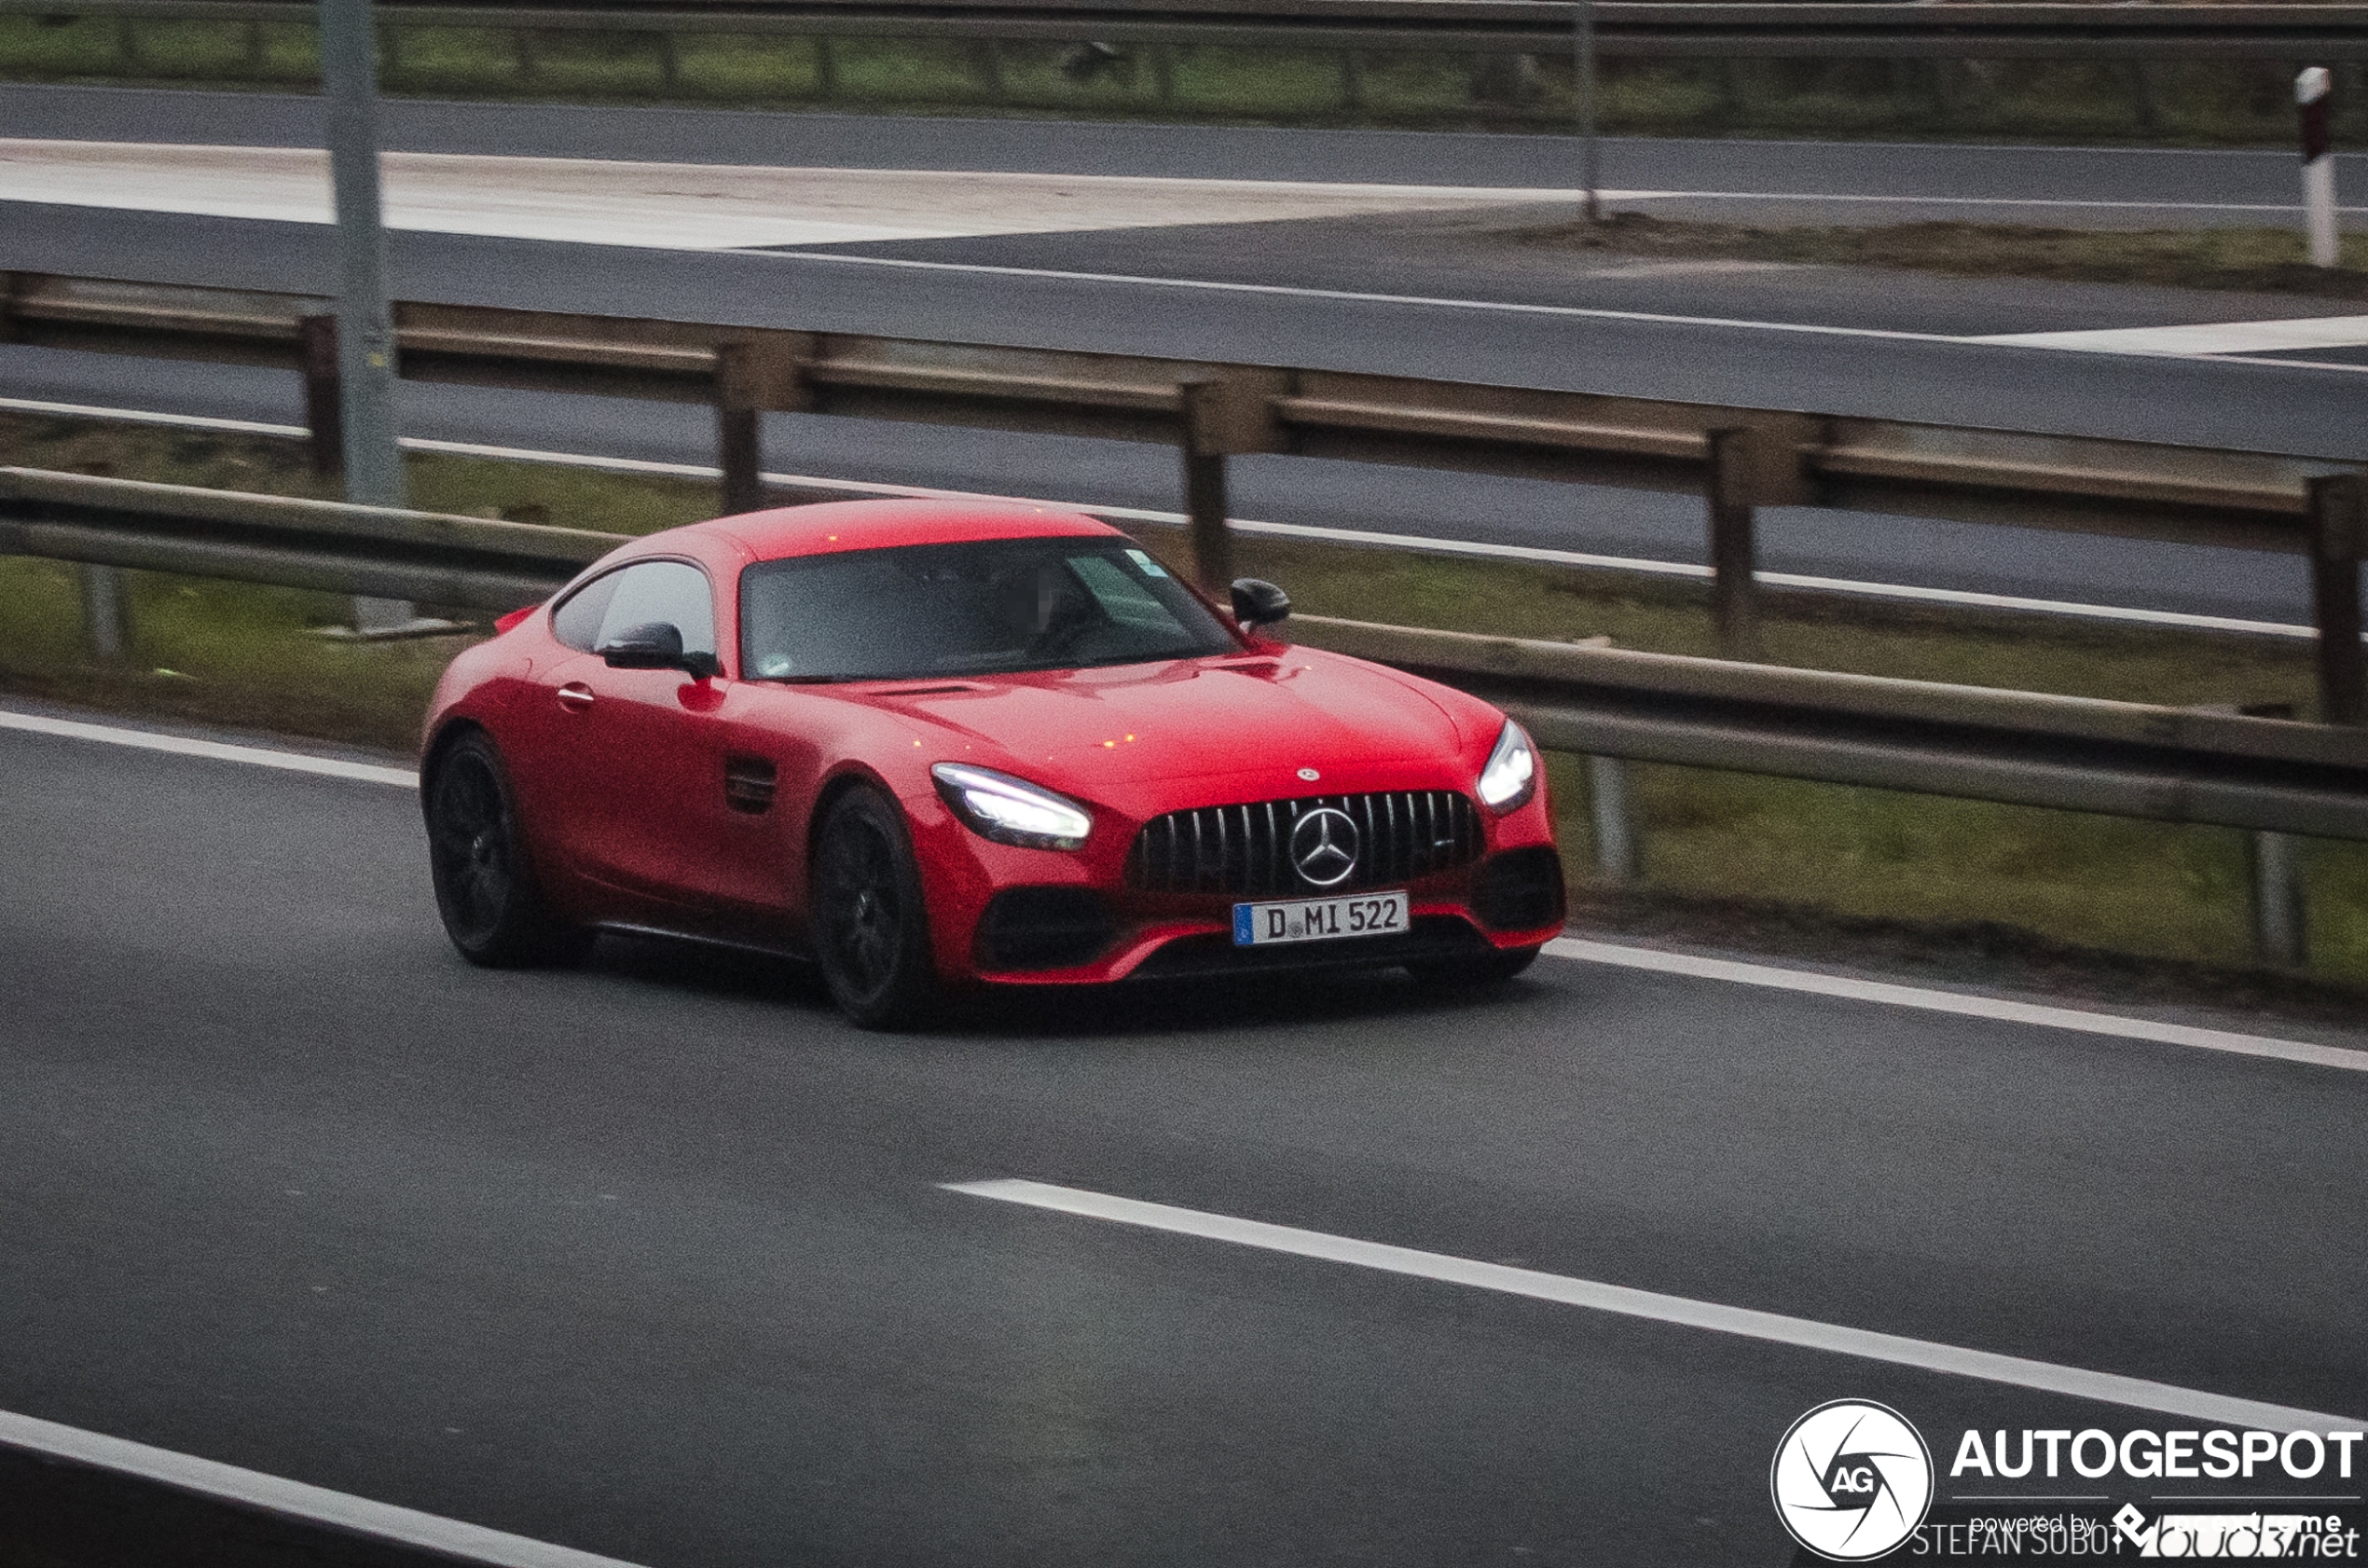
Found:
[1407,944,1541,989]
[810,786,942,1030]
[423,730,592,969]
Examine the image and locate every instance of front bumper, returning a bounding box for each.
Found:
[957,846,1565,985]
[901,762,1565,986]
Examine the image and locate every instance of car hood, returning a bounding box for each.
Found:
[849,649,1473,787]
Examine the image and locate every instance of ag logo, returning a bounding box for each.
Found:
[1769,1400,1934,1561]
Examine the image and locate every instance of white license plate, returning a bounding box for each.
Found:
[1232,890,1410,946]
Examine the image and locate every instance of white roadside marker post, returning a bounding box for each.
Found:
[1573,0,1602,224]
[2299,66,2339,269]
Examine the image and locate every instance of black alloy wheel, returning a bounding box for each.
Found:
[811,786,941,1030]
[423,730,590,968]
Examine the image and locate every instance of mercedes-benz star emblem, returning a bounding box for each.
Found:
[1289,806,1360,887]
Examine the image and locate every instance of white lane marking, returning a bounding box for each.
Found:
[0,397,2317,641]
[0,708,418,787]
[947,1178,2362,1433]
[737,248,1974,342]
[13,142,2367,369]
[1545,938,2368,1074]
[0,395,309,437]
[0,139,1653,250]
[732,248,2368,376]
[0,1408,649,1568]
[1972,315,2368,355]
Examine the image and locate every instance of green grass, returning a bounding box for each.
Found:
[4,411,2361,985]
[1504,214,2368,300]
[1,11,2357,146]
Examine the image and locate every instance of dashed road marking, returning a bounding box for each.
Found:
[947,1178,2363,1432]
[0,1408,649,1568]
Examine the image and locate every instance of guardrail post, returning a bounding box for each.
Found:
[78,565,132,662]
[2250,831,2308,968]
[715,342,765,516]
[658,32,680,91]
[2307,473,2365,723]
[1706,426,1761,662]
[298,314,343,479]
[1178,379,1233,592]
[1588,754,1640,883]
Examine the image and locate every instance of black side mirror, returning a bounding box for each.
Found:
[598,621,720,678]
[1230,578,1290,629]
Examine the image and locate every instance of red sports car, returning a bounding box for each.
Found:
[420,500,1565,1027]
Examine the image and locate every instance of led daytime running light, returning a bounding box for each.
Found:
[930,763,1093,850]
[1478,722,1537,813]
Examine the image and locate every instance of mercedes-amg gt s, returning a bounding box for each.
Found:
[421,500,1564,1026]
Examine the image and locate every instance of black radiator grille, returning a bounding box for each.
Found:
[1124,791,1482,898]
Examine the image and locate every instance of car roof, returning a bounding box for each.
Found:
[709,499,1122,563]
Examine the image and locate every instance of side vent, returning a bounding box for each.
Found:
[723,756,778,815]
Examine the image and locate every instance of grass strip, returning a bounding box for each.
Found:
[1500,213,2368,299]
[0,16,2356,148]
[3,410,2361,983]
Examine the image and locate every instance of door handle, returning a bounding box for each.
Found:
[557,682,595,712]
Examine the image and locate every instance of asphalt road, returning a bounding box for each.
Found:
[1,714,2362,1565]
[11,82,2368,223]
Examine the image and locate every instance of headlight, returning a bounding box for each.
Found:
[930,763,1093,850]
[1477,721,1537,813]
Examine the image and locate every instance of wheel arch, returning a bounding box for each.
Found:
[805,763,903,886]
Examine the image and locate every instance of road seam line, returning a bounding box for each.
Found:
[0,397,2316,640]
[0,1409,648,1568]
[946,1177,2362,1433]
[1544,937,2368,1072]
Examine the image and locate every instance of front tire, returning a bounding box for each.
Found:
[423,730,591,969]
[1407,944,1541,989]
[810,786,941,1030]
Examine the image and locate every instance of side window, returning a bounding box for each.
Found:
[598,562,717,657]
[551,571,623,653]
[554,561,718,658]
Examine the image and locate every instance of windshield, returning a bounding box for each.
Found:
[739,537,1240,681]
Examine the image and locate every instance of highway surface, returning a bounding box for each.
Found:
[12,82,2368,224]
[2,708,2363,1564]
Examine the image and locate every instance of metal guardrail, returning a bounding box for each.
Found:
[0,465,618,609]
[7,0,2368,61]
[7,271,2362,722]
[1301,615,2368,842]
[7,463,2364,843]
